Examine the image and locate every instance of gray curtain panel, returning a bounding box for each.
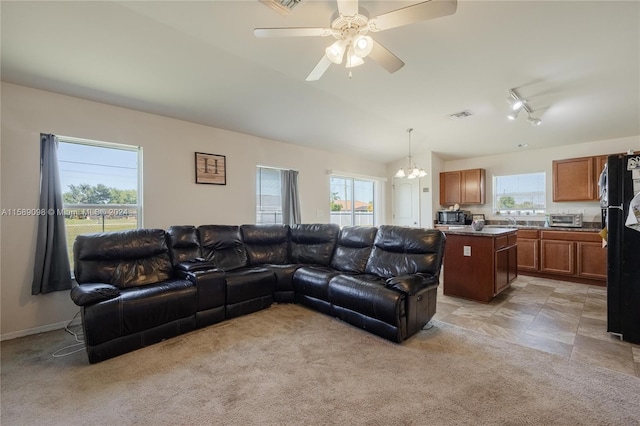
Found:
[32,134,72,295]
[281,169,301,226]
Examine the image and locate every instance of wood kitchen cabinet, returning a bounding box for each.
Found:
[439,168,486,206]
[552,155,610,202]
[540,239,575,275]
[517,229,606,285]
[443,228,517,302]
[440,172,462,205]
[553,157,596,201]
[516,229,539,272]
[577,241,607,280]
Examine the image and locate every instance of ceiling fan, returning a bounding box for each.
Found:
[254,0,457,81]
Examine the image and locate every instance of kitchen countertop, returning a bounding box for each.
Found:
[441,225,602,235]
[442,227,517,237]
[484,225,601,232]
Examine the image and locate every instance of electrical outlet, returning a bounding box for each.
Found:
[463,246,471,256]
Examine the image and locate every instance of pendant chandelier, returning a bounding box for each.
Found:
[395,128,427,179]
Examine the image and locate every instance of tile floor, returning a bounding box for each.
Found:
[434,274,640,378]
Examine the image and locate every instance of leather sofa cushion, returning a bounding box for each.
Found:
[198,225,248,271]
[82,279,196,346]
[240,224,289,265]
[328,274,405,325]
[365,226,446,279]
[167,225,201,266]
[293,266,340,302]
[119,279,196,335]
[290,223,339,266]
[74,229,173,289]
[225,268,276,304]
[330,226,377,273]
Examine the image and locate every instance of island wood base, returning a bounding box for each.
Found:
[443,228,518,303]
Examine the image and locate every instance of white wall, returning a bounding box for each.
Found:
[443,137,640,224]
[0,82,387,338]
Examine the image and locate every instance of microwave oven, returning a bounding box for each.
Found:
[437,210,470,225]
[548,213,583,228]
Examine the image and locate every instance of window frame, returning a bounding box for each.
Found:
[329,174,376,227]
[57,136,143,270]
[256,165,284,225]
[493,171,546,216]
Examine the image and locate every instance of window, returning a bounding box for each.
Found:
[57,137,142,268]
[256,167,282,224]
[494,172,546,215]
[330,176,375,227]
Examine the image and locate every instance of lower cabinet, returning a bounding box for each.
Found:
[516,230,540,272]
[495,245,517,295]
[540,239,576,275]
[577,241,607,280]
[517,229,606,285]
[443,230,517,302]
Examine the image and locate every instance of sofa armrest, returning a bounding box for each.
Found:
[185,269,226,312]
[385,273,439,296]
[175,259,216,274]
[70,283,120,306]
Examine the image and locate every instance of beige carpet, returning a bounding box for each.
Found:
[2,303,639,425]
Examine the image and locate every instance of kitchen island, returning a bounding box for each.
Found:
[442,227,518,303]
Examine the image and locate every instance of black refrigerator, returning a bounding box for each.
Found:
[606,153,640,343]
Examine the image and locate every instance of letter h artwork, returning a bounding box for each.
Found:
[195,152,226,185]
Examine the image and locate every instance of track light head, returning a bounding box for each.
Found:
[528,115,542,126]
[507,109,519,120]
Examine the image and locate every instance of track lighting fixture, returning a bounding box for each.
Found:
[395,128,427,179]
[507,89,542,126]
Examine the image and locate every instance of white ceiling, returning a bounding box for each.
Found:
[1,1,639,163]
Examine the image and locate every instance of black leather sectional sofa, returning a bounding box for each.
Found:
[70,224,446,363]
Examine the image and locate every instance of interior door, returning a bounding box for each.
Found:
[393,177,420,227]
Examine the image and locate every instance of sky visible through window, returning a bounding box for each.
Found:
[494,172,546,211]
[58,142,138,192]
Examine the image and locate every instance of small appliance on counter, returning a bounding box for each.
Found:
[437,210,471,225]
[548,213,583,228]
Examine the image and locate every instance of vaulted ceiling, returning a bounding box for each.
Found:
[2,1,638,162]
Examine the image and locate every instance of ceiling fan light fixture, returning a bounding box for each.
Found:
[353,35,373,58]
[345,51,365,68]
[326,40,346,64]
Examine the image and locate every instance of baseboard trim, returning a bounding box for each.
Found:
[1,316,81,342]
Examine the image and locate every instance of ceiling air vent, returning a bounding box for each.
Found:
[449,110,473,120]
[260,0,303,16]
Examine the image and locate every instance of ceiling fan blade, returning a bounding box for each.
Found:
[254,27,333,38]
[306,55,333,81]
[368,40,405,73]
[368,0,457,32]
[337,0,358,17]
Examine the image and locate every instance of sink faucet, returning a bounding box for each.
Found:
[506,217,517,226]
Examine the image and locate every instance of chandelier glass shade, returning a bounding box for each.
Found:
[395,128,427,179]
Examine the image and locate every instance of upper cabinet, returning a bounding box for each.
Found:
[553,155,608,202]
[440,168,486,206]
